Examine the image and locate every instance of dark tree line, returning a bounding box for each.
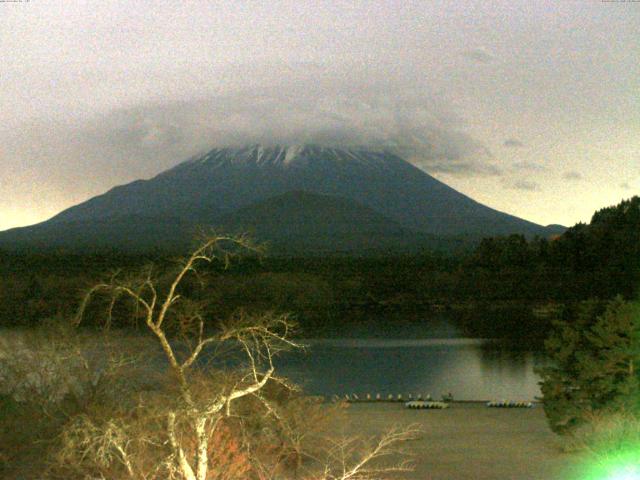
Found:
[467,196,640,301]
[1,196,638,344]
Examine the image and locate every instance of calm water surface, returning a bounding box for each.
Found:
[277,321,547,401]
[0,320,547,402]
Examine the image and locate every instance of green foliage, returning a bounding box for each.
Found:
[537,296,640,435]
[557,409,640,480]
[467,196,640,301]
[563,409,640,455]
[552,196,640,298]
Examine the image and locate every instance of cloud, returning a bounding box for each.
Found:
[513,161,546,171]
[504,138,525,148]
[422,160,502,176]
[563,171,583,180]
[461,48,496,64]
[510,180,541,191]
[67,79,501,178]
[621,182,631,189]
[1,71,503,229]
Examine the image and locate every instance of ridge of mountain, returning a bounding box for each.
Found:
[217,190,426,254]
[0,144,564,253]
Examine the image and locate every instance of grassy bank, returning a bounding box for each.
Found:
[336,402,584,480]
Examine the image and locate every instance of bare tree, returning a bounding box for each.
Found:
[319,425,420,480]
[72,235,300,480]
[62,235,419,480]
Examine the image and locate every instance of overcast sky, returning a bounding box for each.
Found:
[1,0,639,230]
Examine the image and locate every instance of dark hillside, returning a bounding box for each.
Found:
[0,145,560,254]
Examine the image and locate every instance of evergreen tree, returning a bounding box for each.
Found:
[580,297,640,412]
[538,296,640,434]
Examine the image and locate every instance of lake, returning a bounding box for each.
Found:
[0,319,549,403]
[276,320,547,401]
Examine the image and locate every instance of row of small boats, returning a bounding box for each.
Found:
[331,393,534,408]
[406,400,533,409]
[333,393,447,403]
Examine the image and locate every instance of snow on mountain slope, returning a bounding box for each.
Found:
[173,145,395,170]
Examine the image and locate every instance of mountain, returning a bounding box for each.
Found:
[218,190,430,254]
[0,215,196,252]
[0,145,562,253]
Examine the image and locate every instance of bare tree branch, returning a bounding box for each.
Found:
[71,235,296,480]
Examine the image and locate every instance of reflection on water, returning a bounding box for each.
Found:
[0,319,548,402]
[277,321,547,401]
[299,338,486,348]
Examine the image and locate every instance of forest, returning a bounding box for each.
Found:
[1,196,638,346]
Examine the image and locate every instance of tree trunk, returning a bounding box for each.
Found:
[195,416,209,480]
[168,412,196,480]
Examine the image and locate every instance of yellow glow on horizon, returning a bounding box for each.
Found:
[0,208,54,232]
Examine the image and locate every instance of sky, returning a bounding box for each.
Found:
[1,0,639,230]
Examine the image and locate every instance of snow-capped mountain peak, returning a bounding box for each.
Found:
[0,143,559,253]
[181,144,391,170]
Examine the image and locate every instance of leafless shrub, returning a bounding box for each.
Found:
[562,407,640,457]
[24,235,420,480]
[55,414,137,478]
[311,424,421,480]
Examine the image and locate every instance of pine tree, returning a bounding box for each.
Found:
[580,297,640,412]
[537,296,640,434]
